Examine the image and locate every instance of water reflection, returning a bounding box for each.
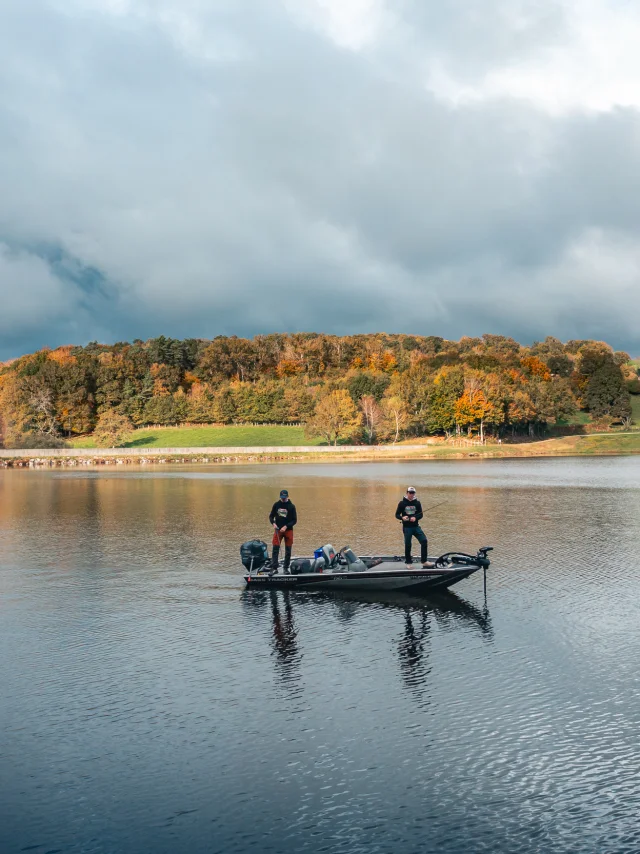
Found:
[268,590,301,683]
[241,589,303,688]
[315,588,493,637]
[398,609,432,697]
[5,461,639,854]
[242,588,493,701]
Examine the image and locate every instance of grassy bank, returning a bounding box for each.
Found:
[69,401,640,451]
[296,433,640,458]
[5,431,640,467]
[315,433,640,459]
[70,424,323,449]
[484,432,640,457]
[64,422,640,457]
[391,433,640,459]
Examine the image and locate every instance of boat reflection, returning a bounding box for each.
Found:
[241,587,493,699]
[320,588,493,700]
[307,587,493,640]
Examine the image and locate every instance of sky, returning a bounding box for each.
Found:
[1,0,640,360]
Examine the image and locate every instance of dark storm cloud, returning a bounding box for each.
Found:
[1,0,639,360]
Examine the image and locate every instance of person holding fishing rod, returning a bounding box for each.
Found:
[395,487,440,568]
[269,489,297,573]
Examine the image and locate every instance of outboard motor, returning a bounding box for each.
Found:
[240,540,269,572]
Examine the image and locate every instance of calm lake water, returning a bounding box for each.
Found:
[1,458,640,854]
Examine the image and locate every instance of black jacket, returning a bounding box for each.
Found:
[269,500,297,531]
[395,497,424,528]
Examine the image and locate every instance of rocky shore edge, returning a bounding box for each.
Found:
[0,453,311,468]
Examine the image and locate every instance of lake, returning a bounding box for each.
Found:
[1,458,640,854]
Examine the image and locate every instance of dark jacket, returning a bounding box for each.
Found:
[269,500,297,530]
[395,497,424,529]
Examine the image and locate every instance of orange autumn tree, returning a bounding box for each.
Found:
[276,358,303,378]
[507,390,536,432]
[367,351,397,373]
[455,390,496,443]
[521,356,552,381]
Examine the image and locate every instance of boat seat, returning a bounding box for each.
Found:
[291,556,326,575]
[289,558,312,575]
[321,544,338,567]
[340,546,368,572]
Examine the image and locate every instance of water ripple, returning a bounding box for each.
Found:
[1,459,640,853]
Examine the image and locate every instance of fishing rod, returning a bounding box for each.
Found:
[421,500,447,513]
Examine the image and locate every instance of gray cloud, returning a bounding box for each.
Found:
[1,0,639,360]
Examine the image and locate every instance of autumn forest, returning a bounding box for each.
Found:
[0,333,638,448]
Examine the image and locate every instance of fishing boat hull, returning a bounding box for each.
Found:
[245,559,486,593]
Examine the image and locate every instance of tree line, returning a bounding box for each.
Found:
[0,333,637,447]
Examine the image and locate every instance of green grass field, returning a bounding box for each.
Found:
[69,405,640,449]
[570,432,640,454]
[558,410,591,426]
[58,429,640,458]
[70,424,324,449]
[557,398,640,431]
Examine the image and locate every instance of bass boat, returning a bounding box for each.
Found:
[241,541,493,593]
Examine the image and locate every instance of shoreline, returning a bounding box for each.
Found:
[1,433,640,467]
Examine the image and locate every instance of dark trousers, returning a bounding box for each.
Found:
[404,526,428,563]
[271,530,293,570]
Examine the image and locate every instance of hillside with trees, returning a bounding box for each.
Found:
[0,333,637,448]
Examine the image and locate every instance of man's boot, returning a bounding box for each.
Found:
[271,545,280,572]
[283,546,292,574]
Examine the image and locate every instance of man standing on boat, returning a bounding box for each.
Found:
[396,487,432,568]
[269,489,297,573]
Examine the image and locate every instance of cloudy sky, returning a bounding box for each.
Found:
[1,0,640,359]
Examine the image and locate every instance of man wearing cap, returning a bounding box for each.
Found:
[395,487,431,568]
[269,489,297,573]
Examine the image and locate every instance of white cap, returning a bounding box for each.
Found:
[407,486,416,493]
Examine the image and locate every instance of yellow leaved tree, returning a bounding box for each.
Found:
[305,390,362,446]
[455,390,495,443]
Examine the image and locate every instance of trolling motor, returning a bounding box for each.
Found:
[433,546,493,569]
[478,546,493,598]
[431,546,493,597]
[477,546,493,568]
